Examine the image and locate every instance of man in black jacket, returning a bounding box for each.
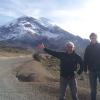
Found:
[84,33,100,100]
[40,41,83,100]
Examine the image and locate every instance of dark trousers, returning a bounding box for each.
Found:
[59,76,79,100]
[89,71,100,100]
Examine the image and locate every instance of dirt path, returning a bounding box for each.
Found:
[0,56,57,100]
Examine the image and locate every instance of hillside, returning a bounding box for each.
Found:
[0,42,32,57]
[14,55,100,100]
[0,16,89,55]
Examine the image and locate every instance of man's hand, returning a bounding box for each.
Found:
[37,43,45,49]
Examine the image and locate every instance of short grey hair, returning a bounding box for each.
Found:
[89,32,97,38]
[65,41,75,48]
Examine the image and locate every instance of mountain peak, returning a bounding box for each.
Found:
[18,16,36,21]
[0,16,89,53]
[38,17,56,27]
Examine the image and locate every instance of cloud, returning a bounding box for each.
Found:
[1,0,100,40]
[0,0,89,36]
[48,0,100,39]
[0,0,86,18]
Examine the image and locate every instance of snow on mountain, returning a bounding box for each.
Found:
[0,16,60,41]
[0,16,89,53]
[37,17,56,27]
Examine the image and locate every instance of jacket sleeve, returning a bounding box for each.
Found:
[84,46,89,72]
[44,48,61,58]
[77,55,84,74]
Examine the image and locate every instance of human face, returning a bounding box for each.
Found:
[90,35,97,44]
[65,44,75,54]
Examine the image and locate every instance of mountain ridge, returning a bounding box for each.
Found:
[0,16,89,55]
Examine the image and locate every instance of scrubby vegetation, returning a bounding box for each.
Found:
[32,52,100,100]
[0,43,32,56]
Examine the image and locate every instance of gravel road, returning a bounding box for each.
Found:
[0,56,57,100]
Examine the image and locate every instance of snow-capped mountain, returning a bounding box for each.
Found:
[0,16,89,54]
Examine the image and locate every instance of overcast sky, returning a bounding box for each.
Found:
[1,0,100,40]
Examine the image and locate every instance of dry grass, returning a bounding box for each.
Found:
[0,48,31,57]
[14,56,100,100]
[14,60,57,82]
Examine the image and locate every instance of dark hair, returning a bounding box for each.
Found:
[89,33,97,38]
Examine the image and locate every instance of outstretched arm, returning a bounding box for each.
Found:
[38,43,62,58]
[44,48,61,58]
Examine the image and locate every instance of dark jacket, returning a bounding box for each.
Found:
[84,42,100,72]
[44,48,83,78]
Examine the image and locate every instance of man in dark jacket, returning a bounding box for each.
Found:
[40,41,83,100]
[84,33,100,100]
